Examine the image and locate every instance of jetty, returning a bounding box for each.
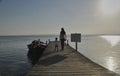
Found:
[26,41,119,76]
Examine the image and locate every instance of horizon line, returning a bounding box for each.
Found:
[0,34,120,36]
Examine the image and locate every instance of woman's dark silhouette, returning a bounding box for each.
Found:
[60,28,66,50]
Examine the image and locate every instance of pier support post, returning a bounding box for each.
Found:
[75,42,78,51]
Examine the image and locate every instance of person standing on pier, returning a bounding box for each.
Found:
[55,37,59,51]
[60,28,66,50]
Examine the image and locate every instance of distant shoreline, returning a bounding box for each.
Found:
[0,34,120,37]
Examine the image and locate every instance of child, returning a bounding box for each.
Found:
[55,37,58,51]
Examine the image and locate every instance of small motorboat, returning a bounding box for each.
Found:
[27,39,46,65]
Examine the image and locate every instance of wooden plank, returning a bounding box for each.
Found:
[26,41,119,76]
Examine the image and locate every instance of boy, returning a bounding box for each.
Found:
[55,37,58,51]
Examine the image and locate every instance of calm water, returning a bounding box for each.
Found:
[0,35,120,76]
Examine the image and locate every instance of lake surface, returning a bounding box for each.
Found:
[0,35,120,76]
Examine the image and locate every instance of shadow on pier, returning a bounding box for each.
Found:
[38,55,67,66]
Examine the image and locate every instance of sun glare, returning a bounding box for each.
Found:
[106,57,115,71]
[99,0,120,15]
[101,35,120,47]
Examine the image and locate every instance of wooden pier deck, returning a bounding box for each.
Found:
[26,41,119,76]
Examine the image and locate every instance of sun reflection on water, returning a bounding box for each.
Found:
[101,35,120,46]
[106,57,115,71]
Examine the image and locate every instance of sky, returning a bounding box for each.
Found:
[0,0,120,35]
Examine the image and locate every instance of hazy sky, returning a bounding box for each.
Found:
[0,0,120,35]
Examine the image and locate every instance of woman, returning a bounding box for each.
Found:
[60,28,66,50]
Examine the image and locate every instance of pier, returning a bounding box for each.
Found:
[26,41,119,76]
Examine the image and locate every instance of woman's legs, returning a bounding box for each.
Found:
[61,39,64,50]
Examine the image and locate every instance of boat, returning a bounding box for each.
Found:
[27,39,46,65]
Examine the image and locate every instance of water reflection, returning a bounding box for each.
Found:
[100,36,120,72]
[77,35,120,75]
[106,57,115,71]
[101,36,120,46]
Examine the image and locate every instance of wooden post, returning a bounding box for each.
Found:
[75,42,78,51]
[67,40,69,45]
[46,40,48,45]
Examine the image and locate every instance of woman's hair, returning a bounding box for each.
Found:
[61,28,64,31]
[61,28,65,34]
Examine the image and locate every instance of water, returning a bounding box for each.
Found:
[0,35,120,76]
